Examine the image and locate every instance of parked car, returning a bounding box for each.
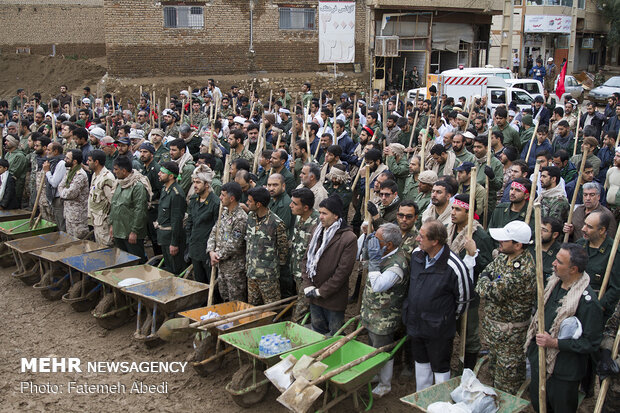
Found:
[588,76,620,102]
[554,75,584,99]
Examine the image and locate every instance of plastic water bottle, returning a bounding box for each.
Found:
[285,339,291,352]
[259,336,265,357]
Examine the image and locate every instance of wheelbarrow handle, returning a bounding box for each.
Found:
[332,315,360,337]
[388,336,408,358]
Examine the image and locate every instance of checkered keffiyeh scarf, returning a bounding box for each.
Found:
[305,218,342,281]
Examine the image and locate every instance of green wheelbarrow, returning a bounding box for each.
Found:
[0,218,57,267]
[89,264,174,330]
[400,356,531,412]
[219,321,328,408]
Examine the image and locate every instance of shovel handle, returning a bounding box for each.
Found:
[188,296,296,329]
[332,315,360,337]
[316,326,365,362]
[312,341,398,386]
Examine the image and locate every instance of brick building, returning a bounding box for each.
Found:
[0,0,105,58]
[104,0,367,77]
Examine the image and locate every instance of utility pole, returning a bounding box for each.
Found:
[499,0,515,69]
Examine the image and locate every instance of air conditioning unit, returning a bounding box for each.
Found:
[375,36,399,57]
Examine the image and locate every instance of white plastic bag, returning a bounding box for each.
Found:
[558,316,582,340]
[428,401,471,413]
[450,368,499,413]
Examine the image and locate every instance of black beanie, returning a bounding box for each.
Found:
[319,194,344,218]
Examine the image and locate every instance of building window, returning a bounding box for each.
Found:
[578,0,585,8]
[279,7,315,30]
[458,41,470,67]
[514,0,522,5]
[163,6,204,29]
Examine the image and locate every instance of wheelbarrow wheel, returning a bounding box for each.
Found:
[67,279,99,312]
[39,269,70,301]
[93,294,130,330]
[140,311,164,348]
[191,335,225,376]
[229,364,269,408]
[13,261,41,285]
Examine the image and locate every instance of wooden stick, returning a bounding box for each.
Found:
[483,131,492,229]
[303,101,311,159]
[525,120,541,164]
[598,223,620,300]
[573,108,582,157]
[351,94,357,141]
[351,160,365,192]
[157,98,161,128]
[268,89,273,113]
[460,166,477,364]
[356,166,372,310]
[401,57,407,91]
[594,325,620,413]
[420,129,427,172]
[525,161,541,225]
[534,203,547,413]
[407,110,419,149]
[563,148,590,243]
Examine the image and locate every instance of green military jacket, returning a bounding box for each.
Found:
[476,250,536,323]
[326,183,352,215]
[493,124,520,153]
[6,150,27,195]
[165,124,180,139]
[186,191,219,261]
[413,191,431,228]
[293,158,304,186]
[528,239,561,281]
[454,148,476,164]
[268,191,294,231]
[109,179,148,239]
[386,155,409,195]
[156,181,186,247]
[256,169,270,188]
[177,160,196,196]
[456,227,494,281]
[489,202,528,229]
[519,127,534,153]
[279,117,292,135]
[474,155,504,213]
[153,144,170,165]
[274,167,296,196]
[139,160,162,208]
[302,92,313,108]
[105,150,119,171]
[290,210,319,280]
[528,283,603,382]
[401,175,419,202]
[576,237,620,314]
[246,210,289,280]
[361,248,410,335]
[184,133,202,156]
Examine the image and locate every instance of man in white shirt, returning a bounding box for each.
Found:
[41,141,66,231]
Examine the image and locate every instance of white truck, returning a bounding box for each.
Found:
[407,73,534,112]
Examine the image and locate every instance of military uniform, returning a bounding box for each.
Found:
[540,195,570,226]
[576,237,620,317]
[493,124,521,153]
[475,155,504,214]
[527,282,603,412]
[413,191,431,228]
[245,210,289,305]
[176,156,196,196]
[88,167,116,245]
[256,168,270,187]
[229,146,254,163]
[187,113,208,130]
[269,191,294,232]
[109,174,148,262]
[290,211,319,322]
[206,204,248,302]
[476,250,536,394]
[454,148,476,165]
[186,191,219,283]
[601,301,620,413]
[59,168,90,239]
[140,160,162,255]
[157,181,187,274]
[302,91,313,108]
[400,228,419,263]
[105,150,119,171]
[183,132,202,156]
[165,124,180,139]
[6,150,27,205]
[488,202,528,229]
[401,175,419,202]
[153,144,170,165]
[529,239,561,281]
[386,155,409,195]
[457,183,487,217]
[326,183,352,218]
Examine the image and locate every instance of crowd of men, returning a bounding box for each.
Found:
[2,80,620,411]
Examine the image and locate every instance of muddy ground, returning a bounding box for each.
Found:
[0,258,601,413]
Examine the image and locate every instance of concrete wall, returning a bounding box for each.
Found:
[0,0,105,57]
[104,0,367,77]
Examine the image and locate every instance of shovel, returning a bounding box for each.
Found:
[276,341,397,413]
[157,296,296,342]
[265,326,365,392]
[9,176,45,234]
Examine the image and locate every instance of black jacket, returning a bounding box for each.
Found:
[0,174,19,210]
[403,246,473,339]
[580,111,606,141]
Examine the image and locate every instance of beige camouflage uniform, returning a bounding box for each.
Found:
[59,168,90,239]
[206,204,248,302]
[290,210,319,322]
[88,167,116,246]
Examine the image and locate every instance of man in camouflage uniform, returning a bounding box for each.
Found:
[476,220,536,394]
[245,186,289,305]
[598,300,620,413]
[361,223,409,397]
[227,129,254,163]
[87,150,116,246]
[59,149,89,239]
[162,109,180,139]
[156,161,187,275]
[207,182,248,302]
[537,166,570,224]
[187,99,208,129]
[289,188,319,322]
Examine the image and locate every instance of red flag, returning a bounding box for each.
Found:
[555,61,567,99]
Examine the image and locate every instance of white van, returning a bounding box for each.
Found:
[440,66,514,80]
[505,79,544,100]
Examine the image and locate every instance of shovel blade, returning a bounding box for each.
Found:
[295,360,328,382]
[157,317,201,342]
[291,354,315,377]
[265,354,297,392]
[277,376,323,413]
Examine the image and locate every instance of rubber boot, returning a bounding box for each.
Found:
[372,359,393,398]
[434,371,451,385]
[464,352,478,370]
[415,362,433,392]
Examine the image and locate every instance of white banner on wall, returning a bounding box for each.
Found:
[318,1,356,64]
[524,15,572,34]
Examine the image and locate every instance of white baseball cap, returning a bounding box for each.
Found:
[489,221,532,244]
[233,116,247,124]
